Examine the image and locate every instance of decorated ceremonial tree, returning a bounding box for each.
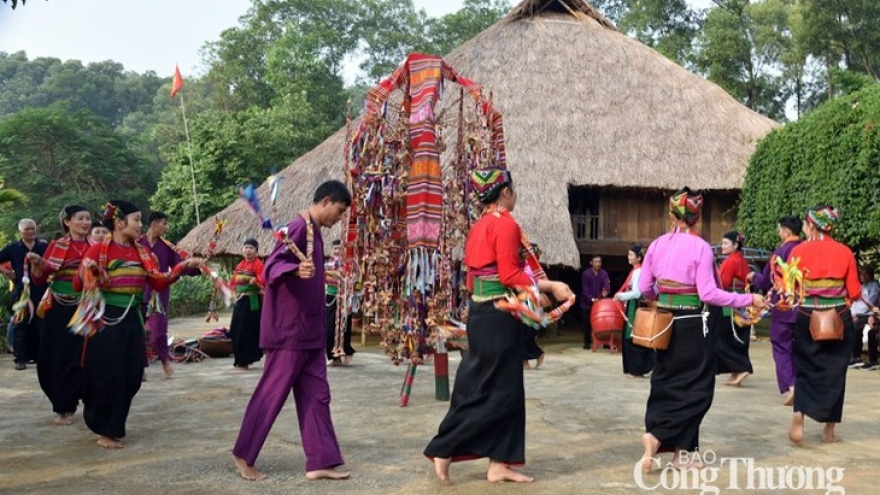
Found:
[336,54,571,383]
[738,83,880,253]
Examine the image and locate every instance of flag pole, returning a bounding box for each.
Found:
[177,91,201,225]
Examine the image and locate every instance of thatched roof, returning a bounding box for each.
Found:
[179,0,778,267]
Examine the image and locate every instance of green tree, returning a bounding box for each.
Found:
[0,106,156,238]
[738,83,880,252]
[694,0,792,120]
[424,0,511,58]
[591,0,701,65]
[0,180,27,211]
[150,100,325,239]
[0,52,165,126]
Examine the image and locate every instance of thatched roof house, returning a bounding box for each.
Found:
[179,0,778,268]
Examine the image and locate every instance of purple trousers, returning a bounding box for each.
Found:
[232,348,344,471]
[146,314,169,364]
[769,318,796,393]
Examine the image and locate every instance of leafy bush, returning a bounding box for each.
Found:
[739,83,880,252]
[167,267,232,319]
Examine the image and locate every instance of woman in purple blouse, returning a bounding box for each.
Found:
[638,187,766,471]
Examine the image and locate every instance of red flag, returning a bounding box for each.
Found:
[171,65,184,98]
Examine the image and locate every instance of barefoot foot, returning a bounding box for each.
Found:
[432,457,452,485]
[535,354,544,369]
[730,372,749,387]
[671,450,706,470]
[783,388,795,406]
[487,461,534,483]
[822,423,840,443]
[233,455,266,481]
[97,436,124,449]
[305,468,351,480]
[162,361,174,379]
[641,433,661,473]
[54,413,74,426]
[789,412,805,446]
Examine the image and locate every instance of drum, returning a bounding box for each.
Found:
[590,298,625,339]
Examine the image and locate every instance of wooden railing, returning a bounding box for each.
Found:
[571,213,600,241]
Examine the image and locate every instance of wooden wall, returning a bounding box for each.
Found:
[572,187,739,258]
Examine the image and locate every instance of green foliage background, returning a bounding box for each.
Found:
[738,83,880,252]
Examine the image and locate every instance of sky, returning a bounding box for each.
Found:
[0,0,470,77]
[0,1,718,78]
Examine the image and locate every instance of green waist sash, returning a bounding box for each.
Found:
[802,296,847,308]
[236,285,261,311]
[101,291,142,309]
[471,277,509,302]
[50,281,77,296]
[722,288,746,317]
[657,293,701,310]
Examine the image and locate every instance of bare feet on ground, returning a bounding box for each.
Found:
[671,450,706,470]
[783,388,795,406]
[535,354,544,369]
[822,423,840,443]
[343,355,353,365]
[54,413,74,426]
[522,361,531,370]
[305,468,351,480]
[486,461,534,483]
[233,455,267,481]
[162,361,174,379]
[641,433,661,473]
[433,457,452,485]
[97,436,124,449]
[724,372,749,387]
[789,412,805,446]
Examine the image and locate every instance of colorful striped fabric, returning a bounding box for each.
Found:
[803,278,846,299]
[362,53,507,251]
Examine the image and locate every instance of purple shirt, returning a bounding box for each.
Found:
[140,237,186,308]
[260,215,326,351]
[581,268,610,306]
[752,238,801,323]
[638,231,753,308]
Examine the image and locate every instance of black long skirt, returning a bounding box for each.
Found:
[325,294,355,360]
[81,305,145,439]
[793,307,851,423]
[37,300,83,415]
[710,305,753,374]
[645,308,716,453]
[622,337,655,376]
[425,301,527,464]
[230,295,263,367]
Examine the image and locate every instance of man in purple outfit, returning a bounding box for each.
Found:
[232,180,352,482]
[140,211,194,379]
[749,216,802,405]
[580,255,610,349]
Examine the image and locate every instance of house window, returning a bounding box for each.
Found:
[569,186,600,241]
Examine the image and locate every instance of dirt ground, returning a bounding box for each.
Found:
[1,315,878,495]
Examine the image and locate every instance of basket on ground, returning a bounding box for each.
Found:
[198,337,233,357]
